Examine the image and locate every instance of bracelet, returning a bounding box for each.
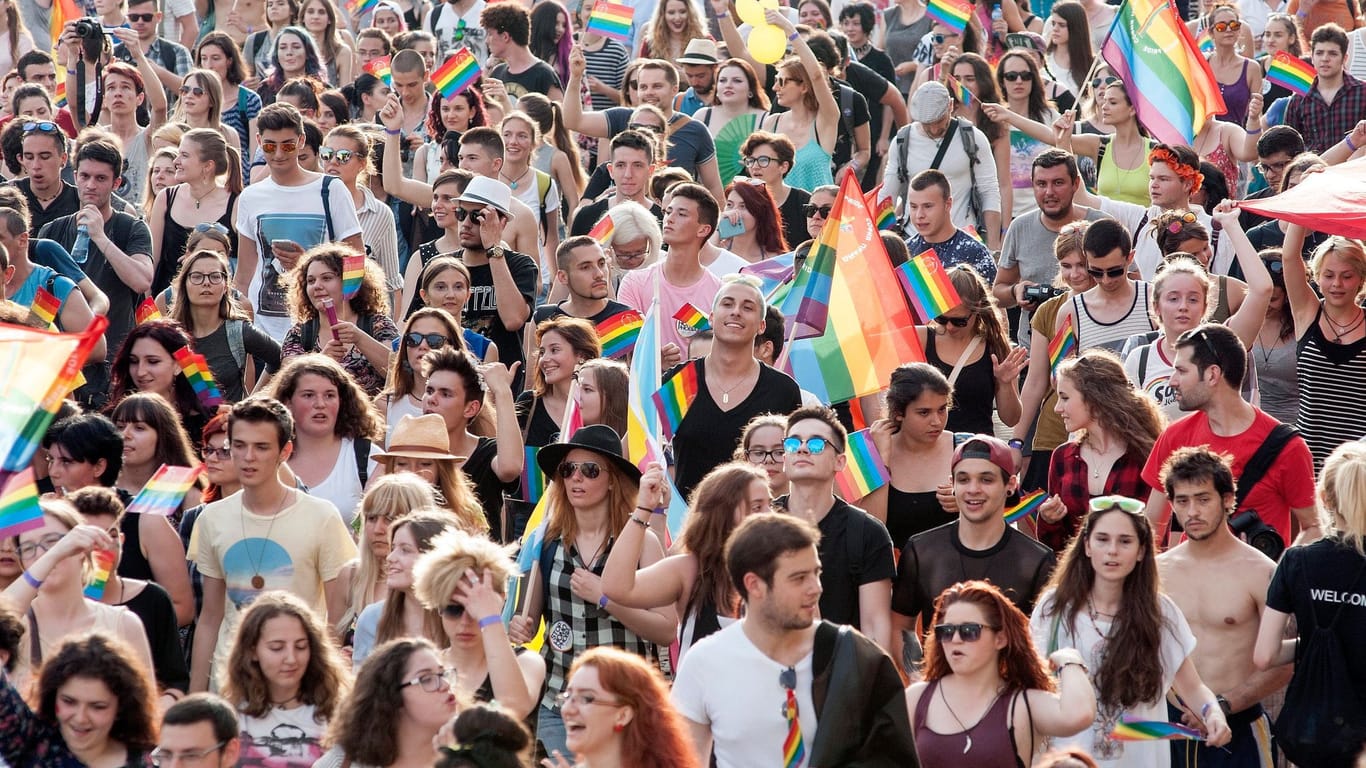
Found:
[21,571,41,590]
[1348,136,1360,152]
[1246,127,1262,135]
[716,10,729,18]
[787,30,800,41]
[1200,702,1214,719]
[598,595,609,609]
[629,516,649,529]
[383,127,401,136]
[1057,660,1088,674]
[634,505,654,514]
[478,615,502,629]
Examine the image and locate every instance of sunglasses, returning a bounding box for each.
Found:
[558,461,602,479]
[934,622,997,642]
[260,140,299,154]
[179,84,206,97]
[1088,495,1144,514]
[319,147,356,163]
[932,33,958,44]
[935,314,971,327]
[441,603,467,619]
[1000,70,1030,82]
[193,222,230,235]
[128,12,155,21]
[22,121,59,134]
[1265,259,1284,273]
[803,204,832,218]
[404,332,448,349]
[1091,76,1122,90]
[454,208,489,222]
[783,436,830,454]
[1211,20,1242,32]
[1087,265,1128,279]
[743,155,776,169]
[627,122,662,134]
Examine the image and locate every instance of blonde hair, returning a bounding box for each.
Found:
[1310,237,1366,301]
[346,475,439,629]
[1151,255,1217,329]
[1319,441,1366,554]
[412,528,518,610]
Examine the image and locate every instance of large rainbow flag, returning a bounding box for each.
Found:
[625,295,689,540]
[1101,0,1226,146]
[781,174,925,404]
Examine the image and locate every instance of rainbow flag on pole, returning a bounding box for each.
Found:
[586,0,634,43]
[948,74,972,106]
[1101,0,1226,146]
[777,182,841,341]
[83,548,117,600]
[173,347,224,408]
[126,464,204,517]
[626,297,689,540]
[926,0,970,33]
[431,48,482,98]
[651,361,698,438]
[1048,315,1077,375]
[1005,490,1046,524]
[342,254,365,300]
[896,250,963,323]
[834,429,890,500]
[364,55,392,86]
[1266,51,1315,97]
[0,469,43,540]
[588,214,615,245]
[596,309,643,359]
[672,303,710,332]
[136,297,162,324]
[519,447,546,504]
[30,288,61,327]
[1111,718,1204,741]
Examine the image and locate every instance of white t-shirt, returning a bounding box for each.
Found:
[235,173,363,341]
[883,121,1003,233]
[425,0,488,66]
[671,621,819,768]
[160,0,196,41]
[703,248,750,278]
[1030,590,1197,768]
[1125,339,1182,423]
[239,704,327,768]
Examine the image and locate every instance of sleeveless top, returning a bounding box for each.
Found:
[1071,282,1156,355]
[677,594,736,662]
[883,9,932,94]
[1096,137,1152,206]
[154,186,240,296]
[1251,333,1299,425]
[1295,305,1366,468]
[913,680,1025,768]
[787,122,835,192]
[1204,141,1239,197]
[118,513,155,581]
[886,486,950,551]
[703,110,764,188]
[924,333,997,435]
[1216,59,1253,126]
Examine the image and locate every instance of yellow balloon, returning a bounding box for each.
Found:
[749,24,788,65]
[736,0,765,26]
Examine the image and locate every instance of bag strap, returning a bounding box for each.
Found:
[838,84,855,141]
[1233,423,1297,509]
[947,334,982,386]
[226,318,246,371]
[1138,344,1151,386]
[321,174,337,242]
[929,117,959,171]
[354,437,370,487]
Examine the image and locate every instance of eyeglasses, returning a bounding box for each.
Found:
[627,122,662,134]
[783,436,830,455]
[1211,20,1242,32]
[260,140,299,155]
[935,314,971,327]
[441,603,467,619]
[128,12,156,21]
[187,271,227,285]
[179,84,206,97]
[399,668,454,692]
[558,461,602,479]
[22,121,60,134]
[746,447,785,464]
[405,332,449,349]
[202,443,231,460]
[193,222,230,235]
[319,147,356,163]
[803,204,832,218]
[1087,265,1128,279]
[17,533,65,563]
[934,622,997,642]
[1257,160,1291,174]
[454,207,488,222]
[1088,495,1144,514]
[149,741,228,768]
[1000,70,1030,82]
[743,155,777,169]
[556,690,624,708]
[610,245,649,263]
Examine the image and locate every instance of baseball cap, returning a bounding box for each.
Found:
[951,434,1014,475]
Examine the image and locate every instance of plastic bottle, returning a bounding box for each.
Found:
[71,224,90,264]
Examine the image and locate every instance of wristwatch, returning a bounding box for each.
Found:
[1007,438,1025,451]
[1216,695,1232,717]
[487,245,506,260]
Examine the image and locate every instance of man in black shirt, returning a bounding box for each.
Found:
[777,405,894,649]
[532,236,633,326]
[569,129,662,238]
[17,122,78,237]
[481,2,563,105]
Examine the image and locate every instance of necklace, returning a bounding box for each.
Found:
[499,167,531,191]
[710,361,758,405]
[270,694,301,708]
[242,489,291,589]
[189,184,216,209]
[1087,597,1117,641]
[1323,307,1365,342]
[937,683,1004,755]
[852,41,873,58]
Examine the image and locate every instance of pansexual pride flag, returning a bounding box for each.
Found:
[364,55,392,86]
[127,464,204,517]
[834,429,890,500]
[596,309,643,359]
[342,254,365,300]
[651,361,698,438]
[136,297,161,324]
[926,0,970,33]
[626,297,688,540]
[1266,51,1314,97]
[84,548,117,599]
[31,288,60,327]
[586,1,634,43]
[672,303,710,332]
[896,250,962,323]
[0,469,43,540]
[1048,315,1077,375]
[432,48,481,98]
[588,214,615,245]
[1005,490,1045,524]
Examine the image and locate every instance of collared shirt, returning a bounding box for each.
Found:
[114,37,193,80]
[675,87,708,117]
[355,186,403,292]
[1285,73,1366,154]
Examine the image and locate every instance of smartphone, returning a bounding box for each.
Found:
[717,217,747,239]
[270,239,296,250]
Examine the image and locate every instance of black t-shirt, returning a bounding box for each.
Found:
[854,48,896,88]
[570,196,664,237]
[777,186,811,252]
[532,298,634,326]
[669,359,802,498]
[123,580,191,692]
[804,497,896,630]
[1266,536,1366,693]
[462,436,519,543]
[844,61,891,160]
[603,108,718,179]
[463,249,539,392]
[19,178,80,237]
[830,80,871,172]
[515,390,561,448]
[490,60,563,101]
[892,520,1057,631]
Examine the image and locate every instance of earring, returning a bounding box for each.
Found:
[613,722,625,732]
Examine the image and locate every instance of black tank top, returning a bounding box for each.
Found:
[886,486,951,551]
[153,186,240,296]
[924,333,997,435]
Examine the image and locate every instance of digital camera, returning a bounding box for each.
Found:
[1022,284,1065,304]
[1229,509,1285,561]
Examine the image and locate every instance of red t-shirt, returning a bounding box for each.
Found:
[1142,408,1316,544]
[0,107,78,138]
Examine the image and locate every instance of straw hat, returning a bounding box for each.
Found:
[373,414,464,462]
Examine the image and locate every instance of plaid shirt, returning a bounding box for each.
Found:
[1285,72,1366,154]
[1040,441,1148,552]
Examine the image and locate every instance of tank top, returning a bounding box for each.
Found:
[304,437,365,525]
[1204,141,1239,197]
[1295,305,1366,467]
[924,333,997,434]
[1251,333,1299,425]
[913,680,1025,768]
[677,595,736,662]
[1216,59,1253,126]
[886,486,950,551]
[154,186,240,296]
[1096,137,1152,206]
[118,513,155,581]
[1071,282,1155,355]
[787,122,835,192]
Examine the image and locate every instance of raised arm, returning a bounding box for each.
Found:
[378,94,435,206]
[480,361,525,483]
[1213,201,1271,348]
[1280,222,1322,338]
[769,10,839,151]
[601,464,690,610]
[562,45,612,138]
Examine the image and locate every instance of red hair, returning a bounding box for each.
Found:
[570,648,699,768]
[726,180,788,254]
[920,580,1055,692]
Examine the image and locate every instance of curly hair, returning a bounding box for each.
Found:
[384,306,468,401]
[110,392,203,474]
[679,462,768,623]
[222,590,350,720]
[1055,350,1164,458]
[412,528,518,610]
[287,243,390,323]
[568,648,700,768]
[374,512,456,651]
[436,704,532,768]
[106,320,208,423]
[268,354,386,441]
[724,180,788,255]
[425,87,487,143]
[643,0,705,61]
[326,638,437,764]
[36,633,158,754]
[920,580,1055,692]
[531,316,601,397]
[944,265,1012,363]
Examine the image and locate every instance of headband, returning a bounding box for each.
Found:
[1149,147,1204,193]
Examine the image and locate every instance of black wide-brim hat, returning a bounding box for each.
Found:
[536,425,642,484]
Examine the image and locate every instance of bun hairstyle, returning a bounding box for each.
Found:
[435,704,532,768]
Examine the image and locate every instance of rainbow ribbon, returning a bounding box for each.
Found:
[1004,490,1045,524]
[1111,718,1205,741]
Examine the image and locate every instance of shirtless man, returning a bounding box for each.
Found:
[1156,446,1291,768]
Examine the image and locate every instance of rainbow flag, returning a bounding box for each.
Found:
[519,446,546,504]
[782,173,926,404]
[864,185,896,232]
[1047,315,1077,375]
[926,0,971,33]
[173,347,224,408]
[83,548,116,600]
[126,464,204,517]
[588,214,615,245]
[135,297,161,324]
[347,0,378,17]
[1101,0,1226,146]
[30,288,60,327]
[1266,51,1314,97]
[431,48,481,98]
[777,180,842,341]
[50,0,81,49]
[596,309,643,359]
[672,303,710,332]
[0,469,43,540]
[0,318,108,489]
[896,250,963,323]
[342,253,365,300]
[651,361,698,438]
[742,252,798,299]
[364,54,392,87]
[1111,718,1204,742]
[1005,490,1045,524]
[626,297,689,540]
[53,79,67,109]
[834,429,890,500]
[1196,28,1213,54]
[949,74,972,106]
[586,0,634,43]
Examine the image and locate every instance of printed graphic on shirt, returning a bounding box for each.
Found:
[240,724,323,768]
[222,537,295,608]
[253,214,329,320]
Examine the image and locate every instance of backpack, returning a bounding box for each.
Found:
[297,312,378,353]
[535,169,553,239]
[225,318,246,372]
[894,117,985,232]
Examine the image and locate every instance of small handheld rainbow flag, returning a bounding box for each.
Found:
[520,446,546,504]
[1047,315,1077,375]
[83,548,116,599]
[672,303,710,332]
[135,297,161,324]
[173,347,224,408]
[597,309,643,359]
[835,429,890,500]
[895,250,962,323]
[926,0,970,34]
[53,79,67,109]
[342,254,365,300]
[0,469,43,540]
[126,464,204,517]
[1196,28,1213,54]
[431,48,481,98]
[651,361,698,438]
[346,0,378,16]
[1005,489,1045,524]
[30,288,61,327]
[1266,51,1315,97]
[863,185,896,232]
[586,0,634,43]
[948,74,972,106]
[588,214,615,246]
[1111,718,1204,742]
[364,54,392,87]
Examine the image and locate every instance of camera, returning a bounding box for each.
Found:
[1229,509,1285,560]
[71,18,105,40]
[1022,284,1065,304]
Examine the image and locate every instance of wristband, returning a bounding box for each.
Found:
[598,595,609,609]
[21,571,41,590]
[478,615,501,629]
[1007,438,1025,450]
[629,516,649,529]
[634,505,654,514]
[1348,136,1360,152]
[1200,702,1215,720]
[1245,127,1261,135]
[651,507,666,515]
[716,9,729,17]
[383,127,401,136]
[787,31,800,41]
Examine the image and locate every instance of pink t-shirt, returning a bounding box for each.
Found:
[617,264,722,353]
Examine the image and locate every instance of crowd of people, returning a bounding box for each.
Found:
[0,0,1365,763]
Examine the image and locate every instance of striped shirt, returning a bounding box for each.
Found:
[1070,281,1156,355]
[583,39,630,112]
[1295,306,1366,468]
[356,187,404,293]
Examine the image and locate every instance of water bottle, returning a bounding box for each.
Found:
[71,224,90,265]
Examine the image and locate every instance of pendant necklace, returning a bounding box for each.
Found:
[938,683,1004,755]
[243,489,290,589]
[712,362,757,405]
[1323,308,1365,343]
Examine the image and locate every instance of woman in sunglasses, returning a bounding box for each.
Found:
[1030,496,1231,763]
[221,590,349,767]
[695,60,772,189]
[351,511,456,667]
[378,305,479,439]
[413,528,546,723]
[996,51,1061,222]
[321,125,403,314]
[149,127,243,297]
[759,10,840,193]
[173,70,244,160]
[1199,4,1261,125]
[507,425,677,759]
[909,580,1095,768]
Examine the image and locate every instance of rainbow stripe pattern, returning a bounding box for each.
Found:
[926,0,971,33]
[588,214,615,245]
[896,250,963,323]
[84,548,116,599]
[342,254,365,300]
[586,1,634,43]
[127,464,203,517]
[431,48,481,98]
[1266,51,1315,97]
[651,361,698,438]
[949,74,972,106]
[1111,718,1204,741]
[1101,0,1226,146]
[863,185,896,232]
[1196,29,1213,54]
[777,185,839,341]
[672,303,710,332]
[782,686,806,767]
[1005,490,1045,524]
[835,429,890,500]
[31,288,60,327]
[347,0,378,17]
[520,446,546,504]
[364,54,392,86]
[53,79,67,109]
[596,309,644,359]
[0,469,43,540]
[1048,315,1077,375]
[173,347,224,408]
[135,297,161,324]
[626,298,689,540]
